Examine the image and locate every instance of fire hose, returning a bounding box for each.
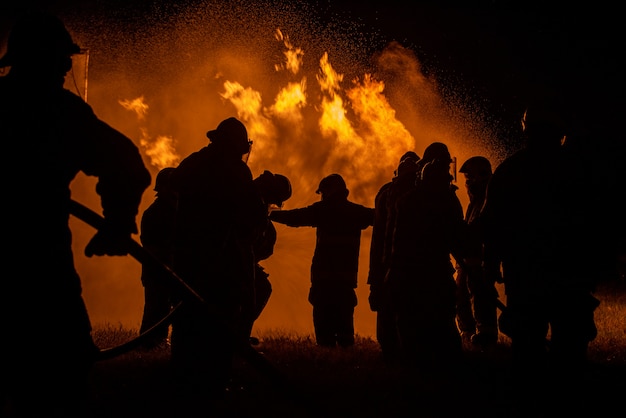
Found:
[68,200,296,390]
[69,199,203,360]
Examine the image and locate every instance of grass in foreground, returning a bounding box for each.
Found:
[90,279,625,418]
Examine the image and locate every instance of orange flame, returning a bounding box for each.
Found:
[274,28,304,75]
[119,96,181,170]
[119,96,149,120]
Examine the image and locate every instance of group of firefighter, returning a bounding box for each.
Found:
[2,10,624,418]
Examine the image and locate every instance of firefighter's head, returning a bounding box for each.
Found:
[395,151,420,177]
[254,170,292,209]
[459,156,491,178]
[206,117,253,159]
[154,167,176,193]
[422,142,452,165]
[316,174,348,201]
[399,151,419,165]
[459,156,491,197]
[0,12,81,81]
[420,142,455,182]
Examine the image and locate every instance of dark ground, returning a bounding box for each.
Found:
[88,339,625,418]
[89,279,626,418]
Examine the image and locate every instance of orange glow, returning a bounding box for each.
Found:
[274,28,304,75]
[119,96,149,120]
[269,81,307,120]
[119,96,181,170]
[142,133,180,170]
[60,3,503,338]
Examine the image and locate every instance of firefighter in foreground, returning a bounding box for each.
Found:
[0,12,151,417]
[481,96,603,415]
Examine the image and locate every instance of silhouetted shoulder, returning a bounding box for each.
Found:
[375,181,393,202]
[347,201,375,228]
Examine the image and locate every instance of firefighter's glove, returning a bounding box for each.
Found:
[85,223,132,257]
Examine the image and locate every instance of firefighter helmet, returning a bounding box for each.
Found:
[421,159,453,185]
[270,174,292,206]
[154,167,176,192]
[397,154,420,177]
[0,12,81,67]
[399,151,419,165]
[422,142,451,164]
[206,117,251,156]
[316,173,347,196]
[255,170,292,207]
[459,156,492,176]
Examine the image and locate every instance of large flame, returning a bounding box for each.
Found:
[59,1,502,338]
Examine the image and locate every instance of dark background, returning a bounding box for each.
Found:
[2,0,625,151]
[329,1,625,147]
